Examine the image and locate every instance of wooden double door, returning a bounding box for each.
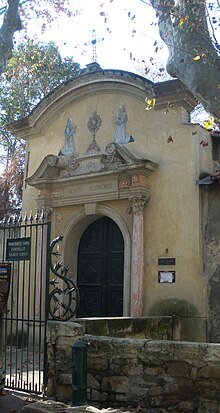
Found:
[77,217,124,317]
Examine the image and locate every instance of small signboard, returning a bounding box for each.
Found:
[6,237,31,261]
[158,258,176,266]
[158,271,175,283]
[0,263,11,313]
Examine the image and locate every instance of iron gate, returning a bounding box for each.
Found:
[0,212,51,394]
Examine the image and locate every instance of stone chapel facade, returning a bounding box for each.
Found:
[8,63,217,340]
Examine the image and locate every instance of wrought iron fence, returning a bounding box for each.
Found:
[0,211,51,394]
[0,210,80,394]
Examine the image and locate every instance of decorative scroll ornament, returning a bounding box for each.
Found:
[86,111,102,155]
[47,154,58,167]
[105,142,125,166]
[59,156,80,178]
[105,142,117,162]
[49,235,79,321]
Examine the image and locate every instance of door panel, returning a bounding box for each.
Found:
[77,217,124,317]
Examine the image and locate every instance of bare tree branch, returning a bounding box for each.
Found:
[150,0,220,119]
[0,0,22,73]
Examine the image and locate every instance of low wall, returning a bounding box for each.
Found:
[46,319,218,412]
[77,315,207,342]
[85,336,220,411]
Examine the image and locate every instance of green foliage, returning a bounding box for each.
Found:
[0,40,80,121]
[0,145,25,219]
[0,40,80,219]
[149,298,199,317]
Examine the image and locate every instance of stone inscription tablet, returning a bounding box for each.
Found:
[65,180,118,198]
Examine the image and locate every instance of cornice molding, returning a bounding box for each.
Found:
[6,70,197,139]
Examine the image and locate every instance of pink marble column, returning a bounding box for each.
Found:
[130,194,148,317]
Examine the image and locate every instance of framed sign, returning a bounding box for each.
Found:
[158,258,176,266]
[158,271,175,283]
[0,263,11,313]
[6,237,31,261]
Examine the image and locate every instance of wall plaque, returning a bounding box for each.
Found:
[158,258,176,266]
[6,237,31,261]
[0,263,11,313]
[158,271,175,283]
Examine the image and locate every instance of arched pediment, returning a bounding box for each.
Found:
[6,66,197,139]
[6,69,155,139]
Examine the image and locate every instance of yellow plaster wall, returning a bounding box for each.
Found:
[22,88,212,317]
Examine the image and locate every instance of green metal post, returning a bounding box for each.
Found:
[0,314,3,367]
[71,339,87,406]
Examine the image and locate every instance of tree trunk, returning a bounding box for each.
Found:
[0,0,22,73]
[150,0,220,119]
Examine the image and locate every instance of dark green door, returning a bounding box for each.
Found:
[77,217,124,317]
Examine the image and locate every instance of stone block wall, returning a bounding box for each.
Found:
[78,316,207,342]
[78,316,180,340]
[85,336,220,412]
[47,321,84,401]
[46,319,219,411]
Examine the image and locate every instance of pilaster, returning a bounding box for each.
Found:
[130,194,148,317]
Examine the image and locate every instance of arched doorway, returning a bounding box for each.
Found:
[77,216,124,317]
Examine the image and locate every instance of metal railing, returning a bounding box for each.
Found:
[0,212,51,394]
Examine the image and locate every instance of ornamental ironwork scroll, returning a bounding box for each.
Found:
[48,235,79,321]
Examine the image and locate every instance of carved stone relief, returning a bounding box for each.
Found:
[86,111,102,155]
[55,211,64,224]
[114,105,134,144]
[59,118,76,156]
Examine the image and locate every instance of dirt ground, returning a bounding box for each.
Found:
[0,389,41,412]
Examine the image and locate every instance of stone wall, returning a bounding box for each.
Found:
[202,184,220,342]
[85,336,220,412]
[77,316,207,342]
[46,320,220,412]
[46,317,180,402]
[46,321,84,401]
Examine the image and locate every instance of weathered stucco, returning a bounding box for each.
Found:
[7,67,214,336]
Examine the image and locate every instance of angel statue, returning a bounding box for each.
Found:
[114,105,134,144]
[59,118,76,156]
